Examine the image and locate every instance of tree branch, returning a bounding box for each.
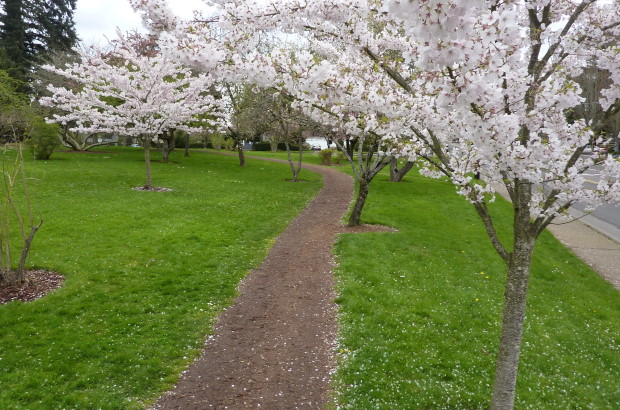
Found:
[473,200,510,262]
[362,46,413,93]
[534,1,595,79]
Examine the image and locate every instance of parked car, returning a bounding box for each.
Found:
[311,144,322,150]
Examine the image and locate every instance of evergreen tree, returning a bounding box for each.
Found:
[26,0,78,55]
[0,0,77,85]
[0,0,28,80]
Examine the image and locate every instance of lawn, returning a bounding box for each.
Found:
[221,149,619,407]
[205,147,328,166]
[0,147,322,408]
[332,173,620,408]
[1,147,618,409]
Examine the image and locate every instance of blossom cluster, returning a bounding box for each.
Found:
[130,0,619,220]
[41,33,225,141]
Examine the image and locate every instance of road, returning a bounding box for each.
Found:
[569,162,620,243]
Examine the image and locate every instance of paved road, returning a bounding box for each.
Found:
[571,162,620,243]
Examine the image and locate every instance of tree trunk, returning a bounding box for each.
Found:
[296,137,303,180]
[491,240,534,409]
[61,125,81,151]
[144,138,152,189]
[83,141,115,151]
[162,146,170,163]
[491,183,535,410]
[345,139,355,159]
[160,131,174,163]
[285,141,303,181]
[389,158,415,182]
[238,144,246,167]
[16,219,42,278]
[348,177,370,226]
[184,133,190,157]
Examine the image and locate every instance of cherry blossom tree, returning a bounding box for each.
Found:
[329,129,393,225]
[130,0,620,407]
[40,34,223,189]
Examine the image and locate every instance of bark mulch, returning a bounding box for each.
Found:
[154,156,391,409]
[0,269,64,305]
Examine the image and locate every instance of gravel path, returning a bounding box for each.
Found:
[154,158,356,409]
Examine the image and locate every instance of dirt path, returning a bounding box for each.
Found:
[154,157,356,409]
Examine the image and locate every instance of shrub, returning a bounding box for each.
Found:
[223,138,235,151]
[254,142,272,151]
[210,133,224,150]
[189,142,211,149]
[319,148,333,165]
[254,142,301,151]
[28,118,60,160]
[0,144,41,285]
[174,130,188,148]
[277,142,300,151]
[333,150,345,164]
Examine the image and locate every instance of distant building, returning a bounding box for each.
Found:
[99,134,119,144]
[304,132,335,150]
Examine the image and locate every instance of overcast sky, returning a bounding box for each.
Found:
[74,0,212,45]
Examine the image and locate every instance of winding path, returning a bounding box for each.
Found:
[154,158,355,409]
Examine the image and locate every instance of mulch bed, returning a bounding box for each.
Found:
[0,269,65,305]
[152,157,359,409]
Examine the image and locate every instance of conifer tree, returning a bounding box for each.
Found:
[0,0,77,85]
[0,0,28,80]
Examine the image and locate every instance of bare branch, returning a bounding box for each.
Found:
[473,201,510,262]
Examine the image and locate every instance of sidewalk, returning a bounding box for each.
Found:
[494,185,620,291]
[546,218,620,290]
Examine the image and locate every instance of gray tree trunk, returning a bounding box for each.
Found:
[335,136,390,226]
[238,144,246,167]
[348,178,370,226]
[184,133,190,157]
[285,140,303,181]
[389,158,415,182]
[491,182,536,410]
[491,240,534,409]
[17,219,42,278]
[296,142,303,179]
[144,138,152,189]
[60,126,113,152]
[161,146,171,163]
[160,132,174,163]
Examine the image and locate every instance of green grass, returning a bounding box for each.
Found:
[207,148,332,166]
[186,151,619,407]
[0,147,322,409]
[2,147,617,408]
[235,148,392,176]
[332,174,620,409]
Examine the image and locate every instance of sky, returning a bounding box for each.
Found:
[74,0,212,45]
